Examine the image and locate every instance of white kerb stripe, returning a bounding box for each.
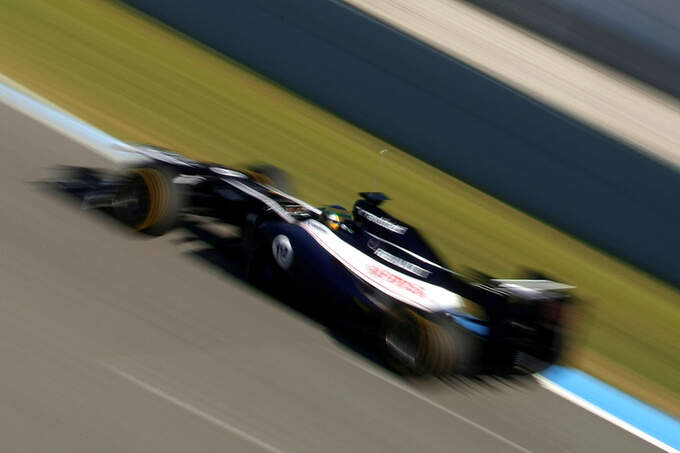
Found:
[535,375,679,453]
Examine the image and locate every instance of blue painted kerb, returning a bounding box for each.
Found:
[0,82,129,161]
[543,366,680,449]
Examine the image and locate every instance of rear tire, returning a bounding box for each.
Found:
[383,310,478,377]
[113,167,183,235]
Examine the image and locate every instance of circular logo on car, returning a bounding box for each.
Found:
[272,235,294,269]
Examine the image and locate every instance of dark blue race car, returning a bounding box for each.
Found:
[60,144,573,376]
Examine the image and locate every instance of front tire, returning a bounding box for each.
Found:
[113,167,182,235]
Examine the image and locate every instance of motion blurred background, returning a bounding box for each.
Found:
[1,0,678,419]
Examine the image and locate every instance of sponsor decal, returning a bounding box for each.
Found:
[367,265,425,297]
[356,206,407,234]
[300,219,463,312]
[272,235,294,269]
[374,248,431,278]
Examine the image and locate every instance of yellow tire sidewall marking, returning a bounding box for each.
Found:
[133,168,169,231]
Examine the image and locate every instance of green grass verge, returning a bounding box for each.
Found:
[1,0,678,414]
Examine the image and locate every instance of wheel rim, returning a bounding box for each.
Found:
[113,175,149,227]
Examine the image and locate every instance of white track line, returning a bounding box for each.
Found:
[535,375,678,453]
[103,364,286,453]
[329,349,533,453]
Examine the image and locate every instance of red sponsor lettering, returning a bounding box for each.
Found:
[368,265,425,297]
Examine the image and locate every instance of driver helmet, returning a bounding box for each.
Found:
[321,205,353,232]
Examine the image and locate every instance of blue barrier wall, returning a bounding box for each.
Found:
[122,0,680,286]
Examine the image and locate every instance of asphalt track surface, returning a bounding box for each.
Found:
[0,102,661,452]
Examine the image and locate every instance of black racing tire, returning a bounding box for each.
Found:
[382,310,479,377]
[446,319,481,375]
[246,164,293,194]
[113,166,183,235]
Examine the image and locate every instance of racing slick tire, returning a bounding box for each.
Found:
[383,310,479,377]
[113,166,183,235]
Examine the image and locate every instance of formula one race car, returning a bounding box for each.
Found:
[59,144,573,376]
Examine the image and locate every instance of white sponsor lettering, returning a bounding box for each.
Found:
[356,206,407,234]
[374,248,431,278]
